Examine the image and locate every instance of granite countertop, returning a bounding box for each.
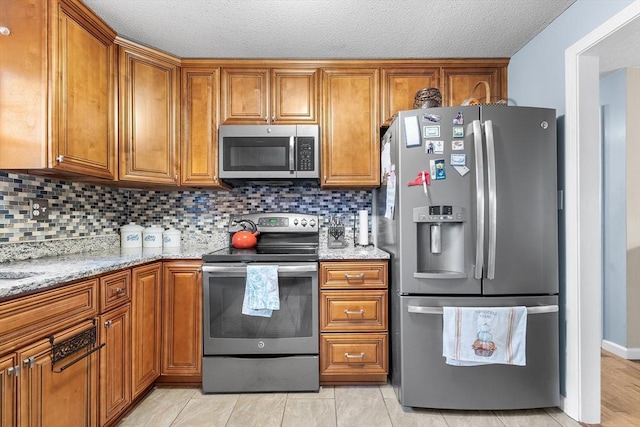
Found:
[0,242,389,300]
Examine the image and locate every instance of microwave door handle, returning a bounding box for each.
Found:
[289,136,295,172]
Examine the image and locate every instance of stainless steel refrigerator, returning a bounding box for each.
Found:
[374,106,560,410]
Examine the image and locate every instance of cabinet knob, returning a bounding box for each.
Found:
[264,116,268,122]
[324,176,327,183]
[56,155,64,163]
[23,357,36,368]
[104,320,112,328]
[174,175,179,182]
[0,26,10,36]
[271,115,275,122]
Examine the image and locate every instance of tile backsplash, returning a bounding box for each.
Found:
[0,171,372,244]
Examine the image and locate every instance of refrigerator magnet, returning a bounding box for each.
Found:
[423,126,440,138]
[430,159,446,180]
[452,140,464,150]
[426,142,435,154]
[450,153,466,166]
[423,113,441,123]
[453,126,464,138]
[454,165,470,176]
[453,112,464,125]
[433,140,444,154]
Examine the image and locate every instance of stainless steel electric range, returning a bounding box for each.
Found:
[201,213,319,393]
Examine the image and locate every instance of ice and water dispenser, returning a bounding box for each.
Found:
[413,205,467,279]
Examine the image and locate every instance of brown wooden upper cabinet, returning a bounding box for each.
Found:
[118,39,180,185]
[321,68,380,188]
[0,0,117,179]
[220,67,319,124]
[442,65,507,106]
[181,67,225,187]
[380,67,440,126]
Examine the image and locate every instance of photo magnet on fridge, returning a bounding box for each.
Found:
[453,112,464,125]
[423,113,441,123]
[430,159,446,180]
[452,140,464,150]
[450,153,466,166]
[424,126,440,138]
[433,140,444,154]
[453,126,464,138]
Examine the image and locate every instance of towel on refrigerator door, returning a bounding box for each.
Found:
[242,265,280,317]
[442,306,527,366]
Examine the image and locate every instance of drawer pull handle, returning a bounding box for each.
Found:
[344,309,365,316]
[344,352,365,359]
[344,273,365,281]
[116,287,125,293]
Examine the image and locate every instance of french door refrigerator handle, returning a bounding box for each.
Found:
[484,120,497,280]
[472,119,485,280]
[407,305,559,315]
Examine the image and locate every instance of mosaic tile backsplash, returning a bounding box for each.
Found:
[0,171,372,245]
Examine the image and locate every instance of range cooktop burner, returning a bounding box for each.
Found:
[203,212,319,264]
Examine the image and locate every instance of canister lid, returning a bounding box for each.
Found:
[143,226,164,233]
[163,228,180,236]
[121,222,143,232]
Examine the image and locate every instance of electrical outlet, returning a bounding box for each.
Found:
[29,198,49,220]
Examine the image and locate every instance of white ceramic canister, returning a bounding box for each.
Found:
[162,228,181,248]
[120,223,144,248]
[142,226,164,248]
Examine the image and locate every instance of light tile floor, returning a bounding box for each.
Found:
[116,385,581,427]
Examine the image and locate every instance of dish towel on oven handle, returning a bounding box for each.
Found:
[442,306,527,366]
[242,264,280,317]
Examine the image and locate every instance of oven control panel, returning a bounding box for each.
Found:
[231,213,318,232]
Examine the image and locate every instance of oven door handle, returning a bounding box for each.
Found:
[202,264,318,274]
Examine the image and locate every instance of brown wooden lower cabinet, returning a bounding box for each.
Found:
[0,259,205,427]
[319,260,389,385]
[19,320,99,427]
[130,263,162,397]
[99,304,131,426]
[161,261,202,378]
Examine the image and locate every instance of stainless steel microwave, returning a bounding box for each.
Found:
[218,125,320,180]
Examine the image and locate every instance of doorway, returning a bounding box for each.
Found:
[564,2,640,423]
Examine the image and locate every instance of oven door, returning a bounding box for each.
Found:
[202,262,318,356]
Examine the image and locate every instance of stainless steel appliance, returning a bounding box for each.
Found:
[218,124,320,181]
[374,106,560,409]
[202,212,319,393]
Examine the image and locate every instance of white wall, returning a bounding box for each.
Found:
[600,69,627,347]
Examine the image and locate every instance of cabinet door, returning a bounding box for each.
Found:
[51,0,117,179]
[220,68,269,124]
[19,321,98,427]
[131,263,162,398]
[181,68,224,187]
[0,354,17,427]
[99,305,131,426]
[380,67,440,126]
[441,66,506,106]
[271,68,319,124]
[119,41,180,184]
[321,68,380,188]
[162,261,202,377]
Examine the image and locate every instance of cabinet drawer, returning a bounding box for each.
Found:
[320,291,387,332]
[320,333,388,378]
[100,269,131,312]
[320,261,388,289]
[0,279,98,355]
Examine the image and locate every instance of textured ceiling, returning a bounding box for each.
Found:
[83,0,575,59]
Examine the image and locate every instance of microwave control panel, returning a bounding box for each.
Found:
[296,137,315,171]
